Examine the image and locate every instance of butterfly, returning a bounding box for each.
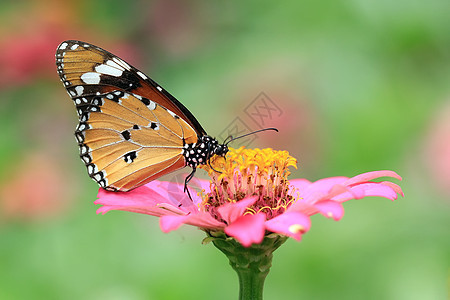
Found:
[55,39,234,195]
[55,40,276,195]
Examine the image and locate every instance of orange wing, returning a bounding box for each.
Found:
[56,40,200,191]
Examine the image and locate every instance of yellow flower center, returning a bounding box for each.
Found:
[199,147,297,220]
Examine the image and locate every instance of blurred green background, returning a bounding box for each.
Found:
[0,0,449,299]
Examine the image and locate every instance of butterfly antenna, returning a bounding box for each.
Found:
[223,134,233,144]
[225,127,278,145]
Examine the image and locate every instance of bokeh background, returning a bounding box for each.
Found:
[0,0,449,299]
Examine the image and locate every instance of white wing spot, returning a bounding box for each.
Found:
[106,59,125,71]
[80,145,88,154]
[75,86,84,96]
[81,72,101,84]
[59,42,68,50]
[147,100,156,110]
[156,86,163,92]
[69,90,76,97]
[95,63,123,77]
[168,110,178,118]
[70,44,79,50]
[78,124,87,131]
[80,113,89,122]
[75,98,81,105]
[112,57,131,70]
[137,71,148,80]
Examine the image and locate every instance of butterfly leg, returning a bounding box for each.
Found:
[206,142,222,174]
[184,167,197,200]
[208,159,222,174]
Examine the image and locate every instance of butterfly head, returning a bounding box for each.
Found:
[213,143,229,157]
[203,136,229,158]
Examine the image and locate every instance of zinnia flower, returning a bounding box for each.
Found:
[95,147,403,246]
[95,147,403,299]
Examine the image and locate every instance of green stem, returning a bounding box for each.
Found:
[206,232,287,300]
[233,258,268,300]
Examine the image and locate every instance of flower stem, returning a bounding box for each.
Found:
[207,232,287,300]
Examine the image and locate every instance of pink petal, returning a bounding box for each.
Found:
[332,182,400,202]
[352,183,399,201]
[303,177,349,196]
[314,200,345,220]
[96,204,180,217]
[196,178,212,193]
[289,178,312,192]
[95,179,208,217]
[95,186,186,217]
[288,190,323,211]
[344,170,402,186]
[160,215,190,232]
[290,177,351,206]
[287,202,320,216]
[265,212,311,241]
[217,196,258,224]
[380,181,404,197]
[149,181,202,211]
[224,213,266,247]
[160,212,225,233]
[319,184,363,201]
[96,185,165,207]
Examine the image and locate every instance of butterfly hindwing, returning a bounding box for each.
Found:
[75,90,197,191]
[56,40,201,191]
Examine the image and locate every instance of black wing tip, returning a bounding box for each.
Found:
[56,40,98,52]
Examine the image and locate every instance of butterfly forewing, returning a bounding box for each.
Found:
[56,40,206,135]
[56,40,200,191]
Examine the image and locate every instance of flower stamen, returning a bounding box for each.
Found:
[199,147,298,221]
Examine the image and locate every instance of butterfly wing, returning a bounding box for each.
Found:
[56,40,200,191]
[56,40,206,135]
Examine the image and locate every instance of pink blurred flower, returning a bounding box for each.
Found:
[0,153,73,223]
[147,0,206,57]
[0,1,141,88]
[423,100,450,196]
[95,148,403,247]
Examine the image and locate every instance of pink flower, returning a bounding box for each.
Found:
[0,153,73,223]
[423,100,450,196]
[95,148,403,247]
